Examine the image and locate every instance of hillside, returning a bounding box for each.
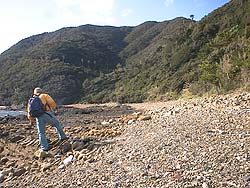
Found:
[0,0,249,105]
[96,0,250,103]
[0,26,132,104]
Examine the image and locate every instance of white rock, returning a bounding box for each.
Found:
[127,119,135,124]
[202,182,209,188]
[63,155,75,166]
[58,165,65,169]
[101,121,110,125]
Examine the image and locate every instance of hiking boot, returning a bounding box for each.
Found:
[34,149,49,159]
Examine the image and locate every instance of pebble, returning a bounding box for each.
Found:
[0,172,5,183]
[63,155,75,166]
[243,175,250,182]
[0,92,249,187]
[202,182,209,188]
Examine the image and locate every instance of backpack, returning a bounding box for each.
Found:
[28,95,45,117]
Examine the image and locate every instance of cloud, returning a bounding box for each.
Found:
[121,9,133,17]
[193,0,207,8]
[164,0,174,7]
[52,0,116,26]
[0,0,118,53]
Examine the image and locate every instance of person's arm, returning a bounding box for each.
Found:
[27,104,35,125]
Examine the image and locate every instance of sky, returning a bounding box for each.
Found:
[0,0,230,54]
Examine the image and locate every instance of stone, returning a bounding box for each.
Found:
[77,153,87,161]
[13,167,26,176]
[72,141,86,151]
[101,121,110,125]
[243,175,250,182]
[0,146,4,153]
[63,155,75,166]
[127,119,135,124]
[0,157,9,165]
[58,164,65,170]
[45,184,54,188]
[202,182,209,188]
[77,181,82,185]
[60,142,72,154]
[41,163,52,172]
[108,119,115,123]
[0,172,5,183]
[6,161,16,168]
[54,154,62,158]
[9,135,24,143]
[1,167,14,175]
[0,93,249,187]
[138,115,152,121]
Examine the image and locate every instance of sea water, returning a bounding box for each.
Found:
[0,110,26,117]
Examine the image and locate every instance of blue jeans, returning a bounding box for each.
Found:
[36,112,66,151]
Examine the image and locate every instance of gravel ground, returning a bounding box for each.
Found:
[1,92,249,188]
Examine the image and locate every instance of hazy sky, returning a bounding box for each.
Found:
[0,0,230,54]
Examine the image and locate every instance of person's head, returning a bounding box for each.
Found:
[33,87,43,95]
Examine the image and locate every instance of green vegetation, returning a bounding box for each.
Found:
[0,0,249,105]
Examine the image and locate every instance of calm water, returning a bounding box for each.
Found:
[0,110,26,117]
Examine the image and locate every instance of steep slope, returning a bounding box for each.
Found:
[188,0,250,94]
[0,25,132,105]
[114,18,194,102]
[85,0,249,103]
[79,18,193,103]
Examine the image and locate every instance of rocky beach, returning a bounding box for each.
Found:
[0,92,249,188]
